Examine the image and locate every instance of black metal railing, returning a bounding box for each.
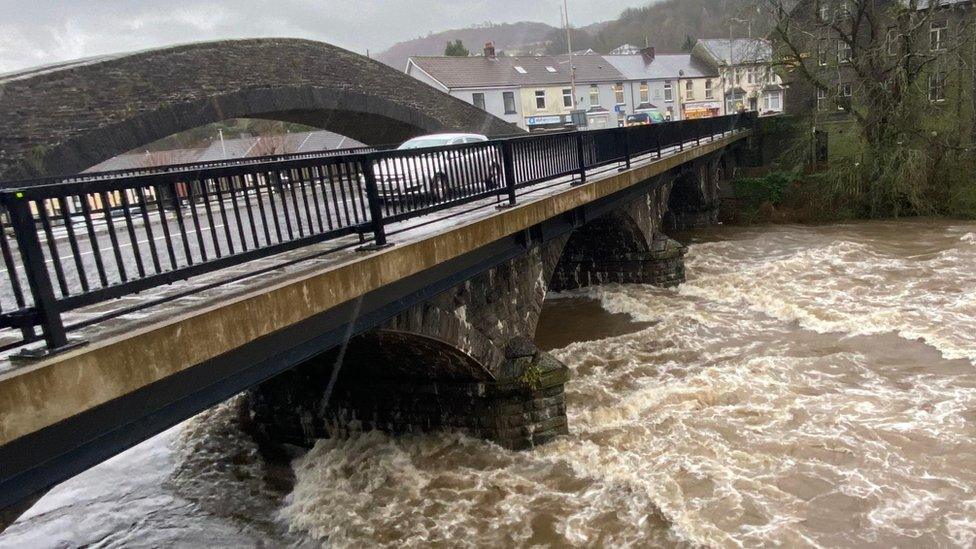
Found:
[0,112,756,354]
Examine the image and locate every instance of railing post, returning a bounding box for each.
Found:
[498,140,518,208]
[574,132,587,185]
[357,155,392,251]
[618,127,631,172]
[5,193,72,354]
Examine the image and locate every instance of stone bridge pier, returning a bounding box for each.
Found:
[664,152,736,230]
[248,152,732,451]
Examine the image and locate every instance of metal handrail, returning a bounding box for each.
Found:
[0,112,757,354]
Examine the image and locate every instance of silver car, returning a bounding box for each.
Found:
[367,133,502,203]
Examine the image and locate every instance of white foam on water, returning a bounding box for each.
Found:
[7,220,976,548]
[282,221,976,547]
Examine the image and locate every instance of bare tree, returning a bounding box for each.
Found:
[759,0,976,214]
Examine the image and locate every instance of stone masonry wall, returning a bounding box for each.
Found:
[0,38,518,180]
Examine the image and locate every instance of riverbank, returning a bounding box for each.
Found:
[723,167,976,225]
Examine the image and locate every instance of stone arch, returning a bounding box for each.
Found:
[550,182,686,291]
[664,158,721,230]
[0,38,516,180]
[248,330,492,447]
[248,244,571,450]
[551,209,650,291]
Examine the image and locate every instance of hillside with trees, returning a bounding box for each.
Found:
[592,0,762,52]
[375,0,760,68]
[375,22,557,69]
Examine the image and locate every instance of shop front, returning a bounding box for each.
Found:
[681,101,721,119]
[525,114,572,132]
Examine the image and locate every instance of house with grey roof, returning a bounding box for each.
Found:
[693,38,784,115]
[407,43,628,131]
[602,48,723,122]
[407,43,729,130]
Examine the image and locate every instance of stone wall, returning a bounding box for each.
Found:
[0,38,518,180]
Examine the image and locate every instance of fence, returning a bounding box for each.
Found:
[0,112,755,354]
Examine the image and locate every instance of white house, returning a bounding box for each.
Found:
[693,38,784,115]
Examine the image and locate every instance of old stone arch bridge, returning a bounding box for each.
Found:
[248,148,739,450]
[0,38,759,528]
[0,38,515,181]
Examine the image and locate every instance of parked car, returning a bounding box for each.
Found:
[365,133,501,203]
[626,112,666,126]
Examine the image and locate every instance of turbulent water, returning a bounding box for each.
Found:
[3,219,976,548]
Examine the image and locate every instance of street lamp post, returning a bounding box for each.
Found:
[725,17,752,115]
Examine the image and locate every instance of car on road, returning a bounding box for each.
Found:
[365,133,501,204]
[626,111,666,126]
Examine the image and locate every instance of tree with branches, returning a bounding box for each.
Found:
[760,0,976,215]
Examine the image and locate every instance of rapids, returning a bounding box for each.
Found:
[3,219,975,547]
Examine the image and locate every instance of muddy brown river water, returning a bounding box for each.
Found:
[2,219,975,547]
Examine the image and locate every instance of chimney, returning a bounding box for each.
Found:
[641,46,655,62]
[484,42,496,59]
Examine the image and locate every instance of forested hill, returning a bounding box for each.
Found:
[374,22,557,69]
[590,0,761,52]
[375,0,762,70]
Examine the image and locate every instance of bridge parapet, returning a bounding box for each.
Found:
[0,113,756,522]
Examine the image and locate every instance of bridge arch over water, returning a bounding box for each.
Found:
[0,38,516,180]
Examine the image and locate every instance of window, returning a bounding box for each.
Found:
[838,0,850,17]
[838,82,852,110]
[589,84,600,105]
[763,91,781,111]
[818,0,831,22]
[614,82,625,104]
[817,88,828,110]
[546,66,557,73]
[818,40,828,66]
[746,68,756,84]
[664,81,674,102]
[705,79,714,99]
[887,27,899,56]
[639,81,649,102]
[685,80,694,100]
[535,90,546,109]
[929,72,946,102]
[838,40,852,63]
[472,92,485,110]
[514,66,527,74]
[503,91,516,114]
[562,88,573,108]
[931,20,948,51]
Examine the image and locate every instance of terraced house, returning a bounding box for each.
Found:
[406,44,623,131]
[407,42,735,131]
[693,38,784,115]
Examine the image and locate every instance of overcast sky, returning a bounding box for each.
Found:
[0,0,640,72]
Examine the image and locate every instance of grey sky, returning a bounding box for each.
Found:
[0,0,640,72]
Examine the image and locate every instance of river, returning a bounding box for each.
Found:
[2,219,975,547]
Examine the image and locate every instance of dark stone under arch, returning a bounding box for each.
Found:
[550,208,685,291]
[0,38,517,181]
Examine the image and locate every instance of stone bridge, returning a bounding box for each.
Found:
[0,38,516,181]
[248,147,739,451]
[0,128,749,530]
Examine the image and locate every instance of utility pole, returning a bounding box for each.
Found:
[563,0,577,113]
